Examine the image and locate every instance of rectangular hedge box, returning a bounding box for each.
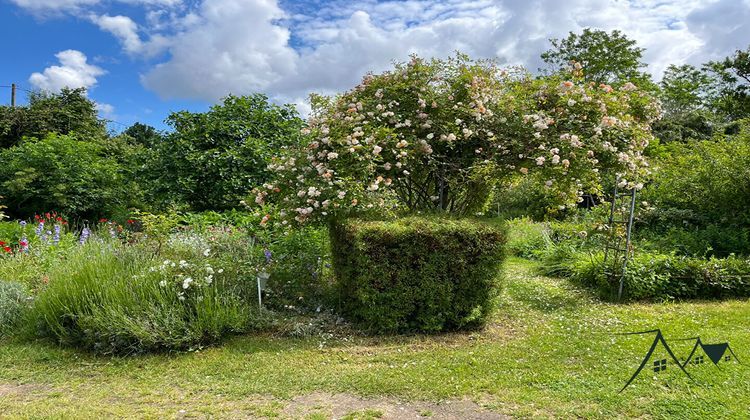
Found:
[330,217,506,333]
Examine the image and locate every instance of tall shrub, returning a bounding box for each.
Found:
[640,121,750,255]
[157,94,304,211]
[258,54,658,225]
[0,133,132,219]
[330,217,506,333]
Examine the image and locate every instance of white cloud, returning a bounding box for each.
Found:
[91,14,142,53]
[141,0,723,104]
[685,0,750,62]
[8,0,100,14]
[9,0,182,15]
[95,102,115,117]
[12,0,750,110]
[89,14,170,57]
[29,50,106,93]
[141,0,298,100]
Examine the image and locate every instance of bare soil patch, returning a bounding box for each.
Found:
[281,392,509,419]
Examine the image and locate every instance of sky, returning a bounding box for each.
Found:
[1,0,749,132]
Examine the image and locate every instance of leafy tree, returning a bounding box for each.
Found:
[122,122,163,147]
[0,88,106,148]
[660,64,711,116]
[653,64,715,142]
[0,133,132,219]
[541,29,653,88]
[705,45,750,121]
[259,55,659,225]
[155,94,304,211]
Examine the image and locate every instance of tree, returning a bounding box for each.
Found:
[0,87,106,148]
[653,64,715,142]
[705,45,750,121]
[541,29,653,87]
[123,122,163,148]
[156,94,304,211]
[259,55,659,225]
[660,64,711,116]
[0,133,132,219]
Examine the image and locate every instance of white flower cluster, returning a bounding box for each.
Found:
[262,57,657,223]
[152,255,223,300]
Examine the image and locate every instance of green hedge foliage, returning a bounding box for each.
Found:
[539,247,750,301]
[330,217,506,333]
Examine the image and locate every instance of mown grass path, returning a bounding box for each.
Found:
[1,258,748,418]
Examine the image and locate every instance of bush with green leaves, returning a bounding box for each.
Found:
[504,217,551,259]
[261,226,333,312]
[640,121,750,256]
[158,212,335,314]
[329,217,506,333]
[0,133,134,219]
[152,94,304,211]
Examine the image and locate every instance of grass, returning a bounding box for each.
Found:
[1,257,749,418]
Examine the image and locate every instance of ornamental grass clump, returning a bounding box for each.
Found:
[0,281,29,336]
[330,217,506,333]
[29,240,265,354]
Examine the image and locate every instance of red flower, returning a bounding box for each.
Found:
[56,216,63,222]
[0,241,5,246]
[99,218,108,223]
[19,240,28,247]
[2,246,10,253]
[127,219,135,224]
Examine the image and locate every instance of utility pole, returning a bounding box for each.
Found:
[11,83,16,107]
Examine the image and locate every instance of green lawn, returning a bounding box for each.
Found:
[1,258,748,418]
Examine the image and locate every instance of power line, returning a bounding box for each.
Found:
[3,84,140,132]
[2,84,134,131]
[0,84,34,93]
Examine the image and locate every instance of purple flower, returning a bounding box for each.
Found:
[79,227,91,245]
[19,221,27,228]
[264,249,272,263]
[35,222,44,236]
[53,225,61,245]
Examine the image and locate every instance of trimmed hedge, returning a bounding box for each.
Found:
[330,217,506,333]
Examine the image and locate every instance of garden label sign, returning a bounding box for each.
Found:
[617,329,742,392]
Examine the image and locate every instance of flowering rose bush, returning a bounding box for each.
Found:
[256,55,659,225]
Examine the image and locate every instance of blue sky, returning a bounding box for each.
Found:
[2,0,749,132]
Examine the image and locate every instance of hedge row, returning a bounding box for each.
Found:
[552,249,750,300]
[330,217,506,333]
